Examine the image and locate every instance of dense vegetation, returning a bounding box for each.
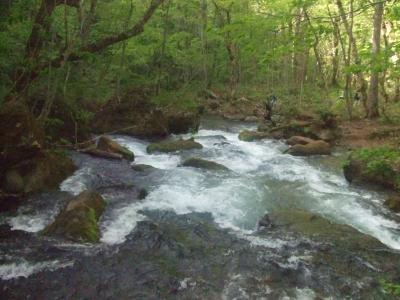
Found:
[1,0,400,131]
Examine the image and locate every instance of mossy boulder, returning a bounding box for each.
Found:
[238,130,270,142]
[97,136,134,161]
[343,147,400,191]
[287,140,331,156]
[2,151,76,194]
[182,157,230,171]
[147,138,203,154]
[42,190,106,243]
[0,102,45,170]
[384,195,400,212]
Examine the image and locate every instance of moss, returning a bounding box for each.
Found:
[147,138,203,153]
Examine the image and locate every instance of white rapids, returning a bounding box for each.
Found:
[98,125,400,249]
[7,122,400,250]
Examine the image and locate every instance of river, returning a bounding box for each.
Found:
[1,117,400,299]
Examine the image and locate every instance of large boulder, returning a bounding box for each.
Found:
[287,140,331,156]
[147,138,203,154]
[182,157,230,171]
[1,151,76,194]
[343,147,400,191]
[0,103,45,171]
[238,130,270,142]
[97,136,134,161]
[42,190,106,243]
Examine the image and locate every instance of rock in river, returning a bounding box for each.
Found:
[42,190,106,243]
[182,157,230,171]
[147,138,203,154]
[97,136,134,161]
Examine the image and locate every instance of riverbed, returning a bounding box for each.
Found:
[1,117,399,299]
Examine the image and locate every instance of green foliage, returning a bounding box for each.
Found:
[381,280,400,296]
[352,147,400,188]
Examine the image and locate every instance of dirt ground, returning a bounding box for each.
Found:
[338,119,400,149]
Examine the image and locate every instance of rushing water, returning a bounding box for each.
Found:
[2,117,400,299]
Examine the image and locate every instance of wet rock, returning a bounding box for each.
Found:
[384,196,400,212]
[238,130,270,142]
[132,164,157,172]
[286,136,315,146]
[257,214,273,229]
[147,138,203,154]
[287,140,331,156]
[181,157,230,171]
[138,188,148,200]
[2,151,76,194]
[97,136,134,161]
[42,190,106,243]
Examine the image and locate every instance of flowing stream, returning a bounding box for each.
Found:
[1,117,400,299]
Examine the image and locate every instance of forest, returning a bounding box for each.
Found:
[2,0,400,299]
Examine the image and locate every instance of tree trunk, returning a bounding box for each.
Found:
[331,17,340,86]
[336,0,368,115]
[367,1,384,119]
[200,0,209,89]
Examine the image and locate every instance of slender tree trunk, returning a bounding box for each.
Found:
[367,1,384,119]
[336,0,368,115]
[331,18,340,86]
[200,0,209,89]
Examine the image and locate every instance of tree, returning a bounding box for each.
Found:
[367,1,385,119]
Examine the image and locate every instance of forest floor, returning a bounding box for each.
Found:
[338,119,400,149]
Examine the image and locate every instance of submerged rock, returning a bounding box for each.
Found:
[132,164,157,172]
[287,140,331,156]
[97,136,134,161]
[147,138,203,154]
[182,157,230,171]
[238,130,270,142]
[42,190,106,243]
[258,210,386,250]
